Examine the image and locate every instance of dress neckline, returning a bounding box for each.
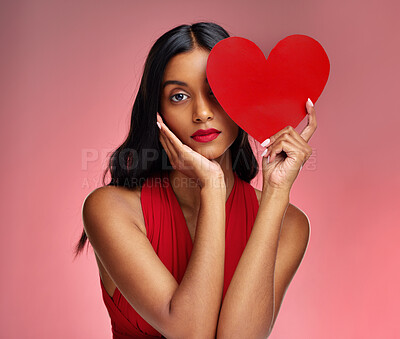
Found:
[163,171,238,246]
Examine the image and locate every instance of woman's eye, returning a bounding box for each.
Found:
[170,93,188,102]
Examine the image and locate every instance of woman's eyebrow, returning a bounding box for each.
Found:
[162,80,188,89]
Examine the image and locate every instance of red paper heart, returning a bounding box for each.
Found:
[206,35,330,143]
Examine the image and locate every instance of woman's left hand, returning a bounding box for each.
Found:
[261,98,317,193]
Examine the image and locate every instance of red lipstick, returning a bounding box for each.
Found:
[191,128,221,143]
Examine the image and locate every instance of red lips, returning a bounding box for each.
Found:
[191,128,221,137]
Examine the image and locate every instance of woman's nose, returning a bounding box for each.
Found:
[192,96,214,122]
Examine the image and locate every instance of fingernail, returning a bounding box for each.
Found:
[261,138,270,147]
[307,98,314,107]
[261,148,268,157]
[267,155,270,164]
[156,122,161,129]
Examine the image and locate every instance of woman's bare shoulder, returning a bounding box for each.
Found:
[83,185,147,235]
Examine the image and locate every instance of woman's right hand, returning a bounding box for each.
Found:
[157,113,225,189]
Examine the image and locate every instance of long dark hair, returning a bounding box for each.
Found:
[74,22,259,257]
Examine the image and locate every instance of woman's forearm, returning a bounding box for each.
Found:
[169,181,226,338]
[216,188,290,339]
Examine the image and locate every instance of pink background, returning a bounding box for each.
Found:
[1,0,399,338]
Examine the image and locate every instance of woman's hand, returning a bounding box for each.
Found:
[260,99,317,193]
[157,113,225,189]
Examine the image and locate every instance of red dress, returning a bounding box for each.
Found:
[100,170,260,338]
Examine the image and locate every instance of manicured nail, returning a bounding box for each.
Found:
[261,138,270,147]
[157,122,161,129]
[261,148,268,157]
[307,98,314,107]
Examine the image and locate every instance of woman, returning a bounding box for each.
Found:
[75,22,315,338]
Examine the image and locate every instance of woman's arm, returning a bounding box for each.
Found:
[83,182,226,339]
[155,113,228,337]
[169,181,226,338]
[216,190,310,338]
[217,99,316,338]
[216,188,290,339]
[85,113,228,338]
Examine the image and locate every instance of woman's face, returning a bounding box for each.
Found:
[159,48,239,160]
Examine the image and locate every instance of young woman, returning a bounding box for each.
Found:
[75,22,316,339]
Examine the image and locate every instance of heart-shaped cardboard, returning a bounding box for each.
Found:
[206,35,330,143]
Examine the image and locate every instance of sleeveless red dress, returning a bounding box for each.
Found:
[99,170,260,338]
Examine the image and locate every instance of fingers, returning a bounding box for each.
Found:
[157,113,187,169]
[299,98,317,143]
[157,113,184,149]
[157,114,176,159]
[262,99,315,165]
[260,98,317,151]
[264,133,312,164]
[261,124,305,154]
[159,127,178,162]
